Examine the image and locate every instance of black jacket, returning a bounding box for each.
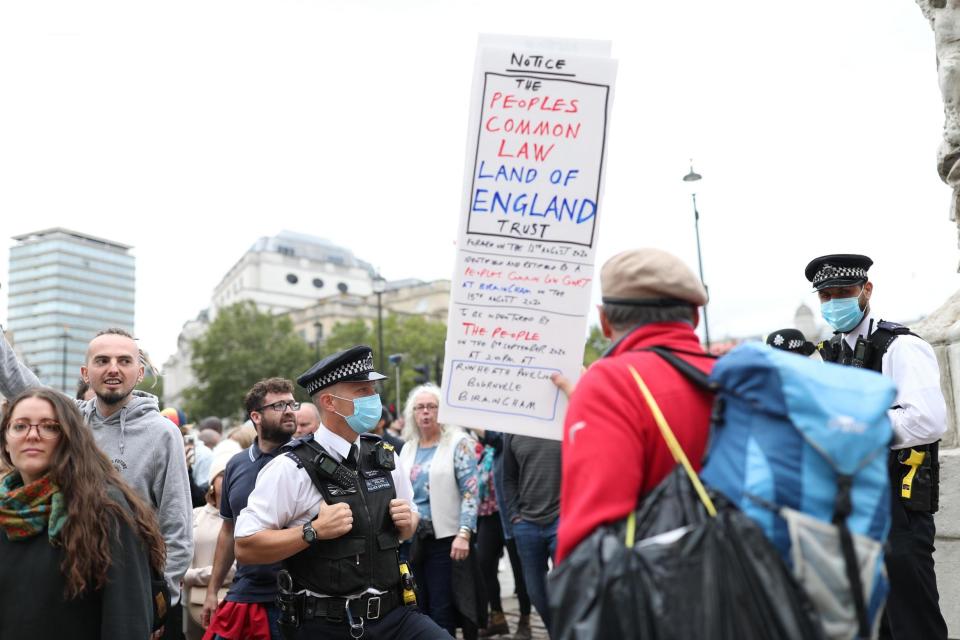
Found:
[0,494,154,640]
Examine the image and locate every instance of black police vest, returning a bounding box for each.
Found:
[817,320,916,372]
[282,434,401,595]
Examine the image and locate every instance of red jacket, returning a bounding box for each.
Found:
[555,322,715,564]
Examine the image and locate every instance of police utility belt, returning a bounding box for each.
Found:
[277,584,402,624]
[892,441,940,514]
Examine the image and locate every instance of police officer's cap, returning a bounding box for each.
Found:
[297,345,387,396]
[804,254,873,291]
[766,328,816,356]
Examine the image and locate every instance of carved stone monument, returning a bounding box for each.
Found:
[913,5,960,633]
[916,1,960,230]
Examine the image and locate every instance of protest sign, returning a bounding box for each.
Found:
[439,35,617,440]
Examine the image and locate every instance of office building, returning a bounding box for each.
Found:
[6,228,135,395]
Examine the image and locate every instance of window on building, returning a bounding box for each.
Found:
[313,278,324,289]
[337,282,348,293]
[286,273,299,284]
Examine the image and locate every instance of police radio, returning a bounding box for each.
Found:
[312,452,356,489]
[850,319,876,368]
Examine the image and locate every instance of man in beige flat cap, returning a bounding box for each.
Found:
[554,248,715,563]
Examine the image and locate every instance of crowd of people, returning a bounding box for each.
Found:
[0,248,949,640]
[0,330,550,639]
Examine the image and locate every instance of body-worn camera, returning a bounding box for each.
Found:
[850,335,875,369]
[371,441,396,470]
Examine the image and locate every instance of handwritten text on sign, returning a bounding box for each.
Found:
[441,39,616,440]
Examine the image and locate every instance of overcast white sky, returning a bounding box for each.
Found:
[2,0,958,364]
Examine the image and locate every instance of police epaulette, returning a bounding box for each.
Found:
[285,451,304,468]
[876,320,911,334]
[359,433,379,442]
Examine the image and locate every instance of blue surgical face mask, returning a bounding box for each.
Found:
[331,393,382,434]
[821,294,865,333]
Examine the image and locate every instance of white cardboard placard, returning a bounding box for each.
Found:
[439,35,617,440]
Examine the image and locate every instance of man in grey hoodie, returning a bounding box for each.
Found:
[0,328,193,637]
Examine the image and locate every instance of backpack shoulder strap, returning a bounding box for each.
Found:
[635,346,717,392]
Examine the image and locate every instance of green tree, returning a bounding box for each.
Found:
[323,314,447,414]
[184,301,316,420]
[583,323,609,366]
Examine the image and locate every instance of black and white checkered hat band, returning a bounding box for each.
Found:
[813,265,867,286]
[306,354,376,394]
[772,335,805,350]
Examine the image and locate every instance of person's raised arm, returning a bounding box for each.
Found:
[0,331,42,398]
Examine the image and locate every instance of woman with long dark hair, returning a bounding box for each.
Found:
[0,388,166,639]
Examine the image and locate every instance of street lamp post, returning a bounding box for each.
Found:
[388,354,403,413]
[683,163,711,350]
[313,321,323,361]
[61,327,69,394]
[373,275,386,373]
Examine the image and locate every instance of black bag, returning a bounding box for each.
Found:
[548,469,826,640]
[151,566,171,633]
[547,366,826,640]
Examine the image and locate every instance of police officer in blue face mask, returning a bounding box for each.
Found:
[805,254,948,640]
[233,345,453,640]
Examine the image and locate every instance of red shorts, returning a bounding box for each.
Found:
[202,601,272,640]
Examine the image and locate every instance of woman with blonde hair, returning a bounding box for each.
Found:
[0,388,166,639]
[399,384,486,638]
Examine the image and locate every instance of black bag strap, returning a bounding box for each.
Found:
[833,474,871,639]
[150,564,170,633]
[634,346,717,392]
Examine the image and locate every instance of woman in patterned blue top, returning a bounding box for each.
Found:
[398,384,483,638]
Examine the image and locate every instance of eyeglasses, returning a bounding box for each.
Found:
[257,400,301,413]
[413,403,439,412]
[7,420,62,440]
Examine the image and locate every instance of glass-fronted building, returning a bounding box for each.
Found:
[7,228,135,395]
